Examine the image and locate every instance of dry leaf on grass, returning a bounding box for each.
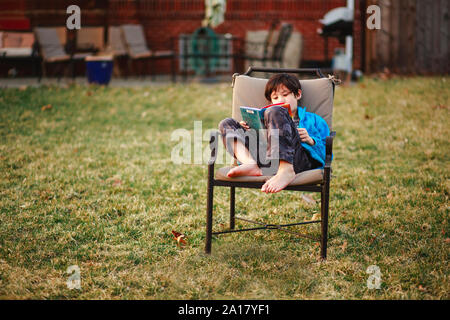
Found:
[431,105,448,110]
[112,179,122,186]
[41,104,52,111]
[305,213,321,222]
[341,240,348,252]
[302,194,316,205]
[172,230,187,246]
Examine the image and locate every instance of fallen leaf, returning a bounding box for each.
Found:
[341,240,348,252]
[172,230,187,246]
[311,213,321,221]
[302,194,316,205]
[112,179,122,186]
[432,104,448,110]
[368,234,377,244]
[41,104,52,111]
[445,238,450,244]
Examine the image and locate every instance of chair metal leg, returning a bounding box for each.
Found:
[230,186,235,229]
[320,179,330,260]
[205,165,214,254]
[171,55,176,83]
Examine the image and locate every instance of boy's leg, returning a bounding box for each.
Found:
[261,106,301,193]
[218,118,262,177]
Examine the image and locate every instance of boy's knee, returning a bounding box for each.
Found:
[219,118,238,133]
[265,106,288,119]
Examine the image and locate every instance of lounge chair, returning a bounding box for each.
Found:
[242,23,293,70]
[105,26,128,77]
[34,27,91,80]
[205,67,337,260]
[120,24,176,81]
[0,31,39,76]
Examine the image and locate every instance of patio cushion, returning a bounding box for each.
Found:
[34,27,68,61]
[0,47,33,57]
[215,166,324,185]
[0,32,35,57]
[231,75,334,130]
[107,26,127,56]
[3,32,22,47]
[121,24,151,58]
[76,27,104,51]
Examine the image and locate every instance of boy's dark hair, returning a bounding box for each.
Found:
[264,73,302,101]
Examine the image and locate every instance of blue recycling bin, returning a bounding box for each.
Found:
[86,55,113,85]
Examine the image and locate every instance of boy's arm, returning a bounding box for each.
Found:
[301,114,330,165]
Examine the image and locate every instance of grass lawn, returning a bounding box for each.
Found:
[0,76,448,299]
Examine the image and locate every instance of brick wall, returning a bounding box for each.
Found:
[1,0,364,75]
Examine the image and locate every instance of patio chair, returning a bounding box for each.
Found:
[205,67,337,260]
[120,24,176,81]
[76,26,104,53]
[34,27,91,81]
[106,26,128,77]
[242,23,293,70]
[0,31,39,77]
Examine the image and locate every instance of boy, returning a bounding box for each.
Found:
[218,73,330,193]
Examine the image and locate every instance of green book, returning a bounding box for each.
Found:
[240,106,265,130]
[240,103,292,130]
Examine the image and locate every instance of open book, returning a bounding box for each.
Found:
[240,102,292,130]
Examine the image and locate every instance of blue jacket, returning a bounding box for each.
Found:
[297,107,331,168]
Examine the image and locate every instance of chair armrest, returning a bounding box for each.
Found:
[324,131,336,169]
[208,130,220,166]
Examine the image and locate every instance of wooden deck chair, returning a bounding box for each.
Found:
[120,24,176,81]
[205,67,337,260]
[34,27,91,81]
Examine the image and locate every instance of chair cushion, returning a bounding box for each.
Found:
[107,26,127,56]
[215,166,323,185]
[34,27,67,61]
[152,50,174,57]
[0,47,33,57]
[76,27,104,51]
[121,24,150,58]
[231,74,334,130]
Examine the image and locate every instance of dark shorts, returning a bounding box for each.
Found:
[218,106,321,175]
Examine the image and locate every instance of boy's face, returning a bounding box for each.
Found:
[269,84,302,115]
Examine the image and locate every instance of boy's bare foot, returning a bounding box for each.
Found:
[227,163,263,177]
[261,162,296,193]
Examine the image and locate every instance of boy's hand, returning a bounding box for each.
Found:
[297,128,315,146]
[239,121,250,130]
